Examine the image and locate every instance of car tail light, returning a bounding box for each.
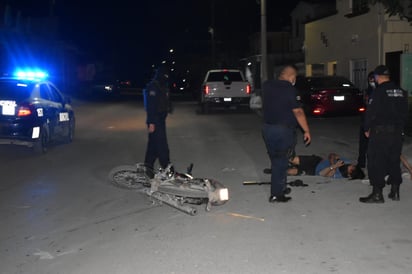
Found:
[203,85,210,95]
[358,107,366,112]
[312,107,324,115]
[246,84,251,94]
[17,106,32,117]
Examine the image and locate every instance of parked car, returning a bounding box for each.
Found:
[295,76,365,116]
[0,71,75,153]
[200,69,251,113]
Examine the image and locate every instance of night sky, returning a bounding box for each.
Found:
[3,0,301,79]
[60,0,299,75]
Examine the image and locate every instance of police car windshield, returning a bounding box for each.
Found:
[207,72,243,82]
[0,81,34,101]
[307,77,354,89]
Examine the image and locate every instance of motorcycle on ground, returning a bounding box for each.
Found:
[108,163,229,216]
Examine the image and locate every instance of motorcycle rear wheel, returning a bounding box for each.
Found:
[108,165,150,190]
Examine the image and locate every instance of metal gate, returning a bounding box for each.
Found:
[350,59,368,91]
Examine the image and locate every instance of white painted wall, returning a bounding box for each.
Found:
[305,0,412,81]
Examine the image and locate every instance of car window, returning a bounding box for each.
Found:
[207,71,243,82]
[0,81,33,101]
[48,84,63,103]
[307,77,354,89]
[39,84,52,101]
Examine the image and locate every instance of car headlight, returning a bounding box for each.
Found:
[104,85,113,91]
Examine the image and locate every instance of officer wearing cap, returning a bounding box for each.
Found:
[359,65,409,203]
[144,66,172,174]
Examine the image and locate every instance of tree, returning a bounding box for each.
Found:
[370,0,412,22]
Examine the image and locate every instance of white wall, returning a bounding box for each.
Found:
[305,1,412,80]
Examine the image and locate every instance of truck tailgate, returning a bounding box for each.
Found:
[206,82,249,98]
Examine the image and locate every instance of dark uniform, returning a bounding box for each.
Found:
[357,72,375,168]
[262,80,300,198]
[360,66,409,203]
[144,68,171,170]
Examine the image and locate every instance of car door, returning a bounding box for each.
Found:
[39,83,63,139]
[48,83,70,137]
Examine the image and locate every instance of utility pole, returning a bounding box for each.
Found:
[260,0,268,82]
[210,0,216,66]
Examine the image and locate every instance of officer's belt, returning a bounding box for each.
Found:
[264,123,296,129]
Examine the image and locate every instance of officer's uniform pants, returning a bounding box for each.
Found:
[357,125,369,168]
[367,128,403,189]
[262,124,295,197]
[144,114,170,169]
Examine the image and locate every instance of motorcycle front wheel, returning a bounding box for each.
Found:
[108,165,150,190]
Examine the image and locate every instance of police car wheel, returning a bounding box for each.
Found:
[33,124,49,154]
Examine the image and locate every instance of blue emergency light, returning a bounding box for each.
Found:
[14,69,48,81]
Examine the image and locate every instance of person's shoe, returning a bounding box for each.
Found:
[388,185,400,201]
[269,195,291,203]
[288,179,308,187]
[263,168,271,174]
[284,187,291,195]
[359,191,384,203]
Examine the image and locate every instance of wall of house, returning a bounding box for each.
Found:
[305,0,412,90]
[290,2,316,52]
[305,4,381,79]
[383,19,412,54]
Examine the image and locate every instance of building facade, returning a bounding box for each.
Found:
[305,0,412,91]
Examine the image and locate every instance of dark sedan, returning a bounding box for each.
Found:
[295,76,365,116]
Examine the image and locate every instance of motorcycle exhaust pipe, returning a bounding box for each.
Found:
[145,190,198,216]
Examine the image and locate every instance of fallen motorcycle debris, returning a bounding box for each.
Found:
[108,163,229,215]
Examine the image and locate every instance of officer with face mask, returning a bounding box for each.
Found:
[144,66,173,175]
[262,65,311,203]
[359,65,409,203]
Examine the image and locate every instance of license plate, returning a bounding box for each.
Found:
[333,96,345,101]
[0,100,17,115]
[224,98,232,102]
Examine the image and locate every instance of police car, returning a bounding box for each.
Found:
[0,70,75,153]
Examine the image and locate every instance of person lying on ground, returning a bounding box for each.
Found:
[286,153,365,179]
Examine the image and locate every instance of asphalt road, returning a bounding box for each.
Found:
[1,98,412,274]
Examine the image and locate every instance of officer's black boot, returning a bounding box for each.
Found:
[359,187,384,203]
[388,184,400,201]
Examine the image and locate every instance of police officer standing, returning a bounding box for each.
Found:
[262,65,311,203]
[144,66,172,174]
[359,65,409,203]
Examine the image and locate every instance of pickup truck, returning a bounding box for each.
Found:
[200,69,251,113]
